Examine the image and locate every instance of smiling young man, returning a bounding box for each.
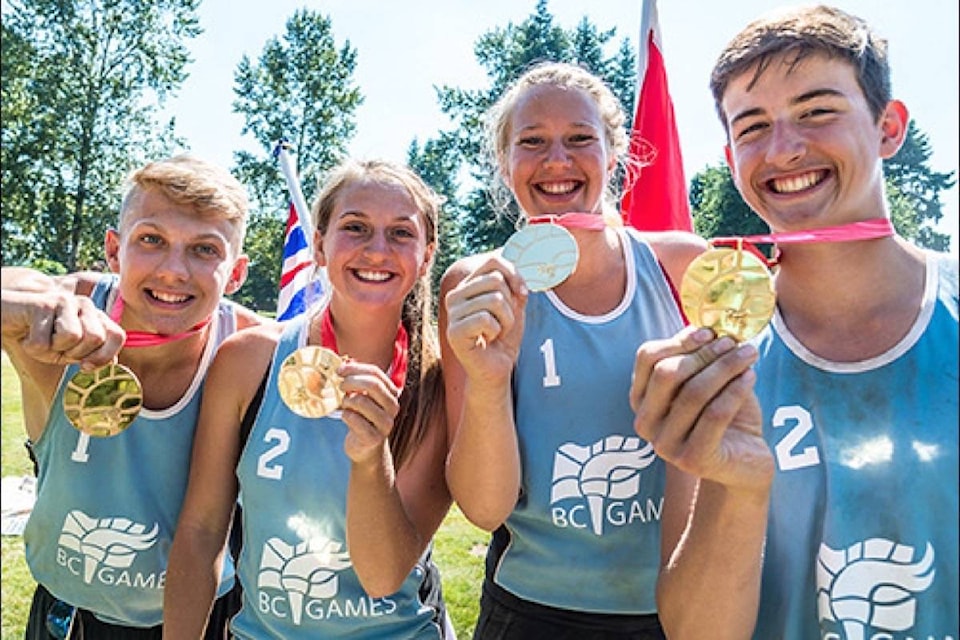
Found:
[630,5,957,639]
[1,155,264,639]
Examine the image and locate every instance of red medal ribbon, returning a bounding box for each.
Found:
[710,218,895,267]
[320,306,409,390]
[109,296,212,348]
[527,212,608,231]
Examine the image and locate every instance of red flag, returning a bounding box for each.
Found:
[621,0,693,232]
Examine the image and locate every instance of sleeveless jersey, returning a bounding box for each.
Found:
[230,313,443,639]
[24,273,239,627]
[752,252,959,640]
[488,227,685,614]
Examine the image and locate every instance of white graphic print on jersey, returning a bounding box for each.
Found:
[57,510,160,587]
[551,435,658,535]
[255,535,397,625]
[817,538,936,639]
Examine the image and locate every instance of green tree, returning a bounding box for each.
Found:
[419,0,636,258]
[689,121,955,253]
[231,8,362,311]
[1,0,200,270]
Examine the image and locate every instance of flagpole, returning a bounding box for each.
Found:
[273,140,314,250]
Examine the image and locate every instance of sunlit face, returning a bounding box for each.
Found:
[504,84,615,217]
[105,187,247,335]
[722,52,905,232]
[316,179,434,314]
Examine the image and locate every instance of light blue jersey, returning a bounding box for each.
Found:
[24,274,239,627]
[230,313,443,639]
[488,228,685,614]
[752,252,959,640]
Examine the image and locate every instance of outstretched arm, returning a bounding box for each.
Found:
[631,327,773,639]
[1,267,125,441]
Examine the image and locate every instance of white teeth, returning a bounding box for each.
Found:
[771,171,823,194]
[153,291,189,303]
[539,181,577,195]
[356,270,391,282]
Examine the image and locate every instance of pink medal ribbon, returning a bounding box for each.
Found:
[710,218,895,266]
[109,296,212,348]
[527,212,609,231]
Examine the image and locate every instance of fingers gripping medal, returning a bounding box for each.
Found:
[680,239,776,342]
[278,346,345,418]
[62,296,211,438]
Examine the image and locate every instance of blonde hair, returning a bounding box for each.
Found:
[119,155,249,249]
[484,61,634,219]
[311,158,445,469]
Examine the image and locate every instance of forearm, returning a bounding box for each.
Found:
[657,480,769,640]
[445,377,520,531]
[163,528,226,638]
[347,445,423,597]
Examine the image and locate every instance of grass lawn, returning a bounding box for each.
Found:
[1,350,485,639]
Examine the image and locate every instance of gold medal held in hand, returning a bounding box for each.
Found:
[63,363,144,437]
[680,240,776,342]
[278,346,345,418]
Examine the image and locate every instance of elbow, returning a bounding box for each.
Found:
[356,569,405,599]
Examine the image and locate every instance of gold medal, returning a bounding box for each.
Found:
[277,346,345,418]
[680,242,776,342]
[502,223,578,291]
[63,363,144,437]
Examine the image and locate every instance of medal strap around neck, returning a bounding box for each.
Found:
[527,212,608,231]
[319,306,409,389]
[711,218,895,267]
[109,295,212,348]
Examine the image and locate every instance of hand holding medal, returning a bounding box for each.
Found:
[62,296,210,438]
[278,307,408,418]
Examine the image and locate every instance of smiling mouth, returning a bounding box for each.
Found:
[149,290,191,304]
[536,180,581,196]
[354,269,393,282]
[768,170,828,194]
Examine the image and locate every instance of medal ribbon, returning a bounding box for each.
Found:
[527,212,608,231]
[710,218,895,266]
[109,296,212,348]
[320,306,409,389]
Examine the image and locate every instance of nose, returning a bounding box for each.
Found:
[155,247,190,280]
[363,230,390,258]
[543,139,572,168]
[765,121,805,167]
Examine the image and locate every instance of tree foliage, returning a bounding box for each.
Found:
[688,121,955,253]
[1,0,201,270]
[229,8,362,311]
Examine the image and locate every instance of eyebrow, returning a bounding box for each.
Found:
[729,87,846,129]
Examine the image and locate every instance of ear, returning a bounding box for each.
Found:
[419,242,437,277]
[313,229,327,267]
[879,99,909,160]
[724,144,737,180]
[223,255,249,296]
[104,228,122,273]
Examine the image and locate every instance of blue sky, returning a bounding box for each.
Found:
[166,0,958,251]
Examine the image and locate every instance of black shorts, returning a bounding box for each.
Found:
[25,582,241,640]
[473,578,666,640]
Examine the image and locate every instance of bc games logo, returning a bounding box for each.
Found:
[817,538,938,639]
[550,435,658,535]
[57,510,160,587]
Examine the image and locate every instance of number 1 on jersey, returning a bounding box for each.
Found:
[540,338,561,388]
